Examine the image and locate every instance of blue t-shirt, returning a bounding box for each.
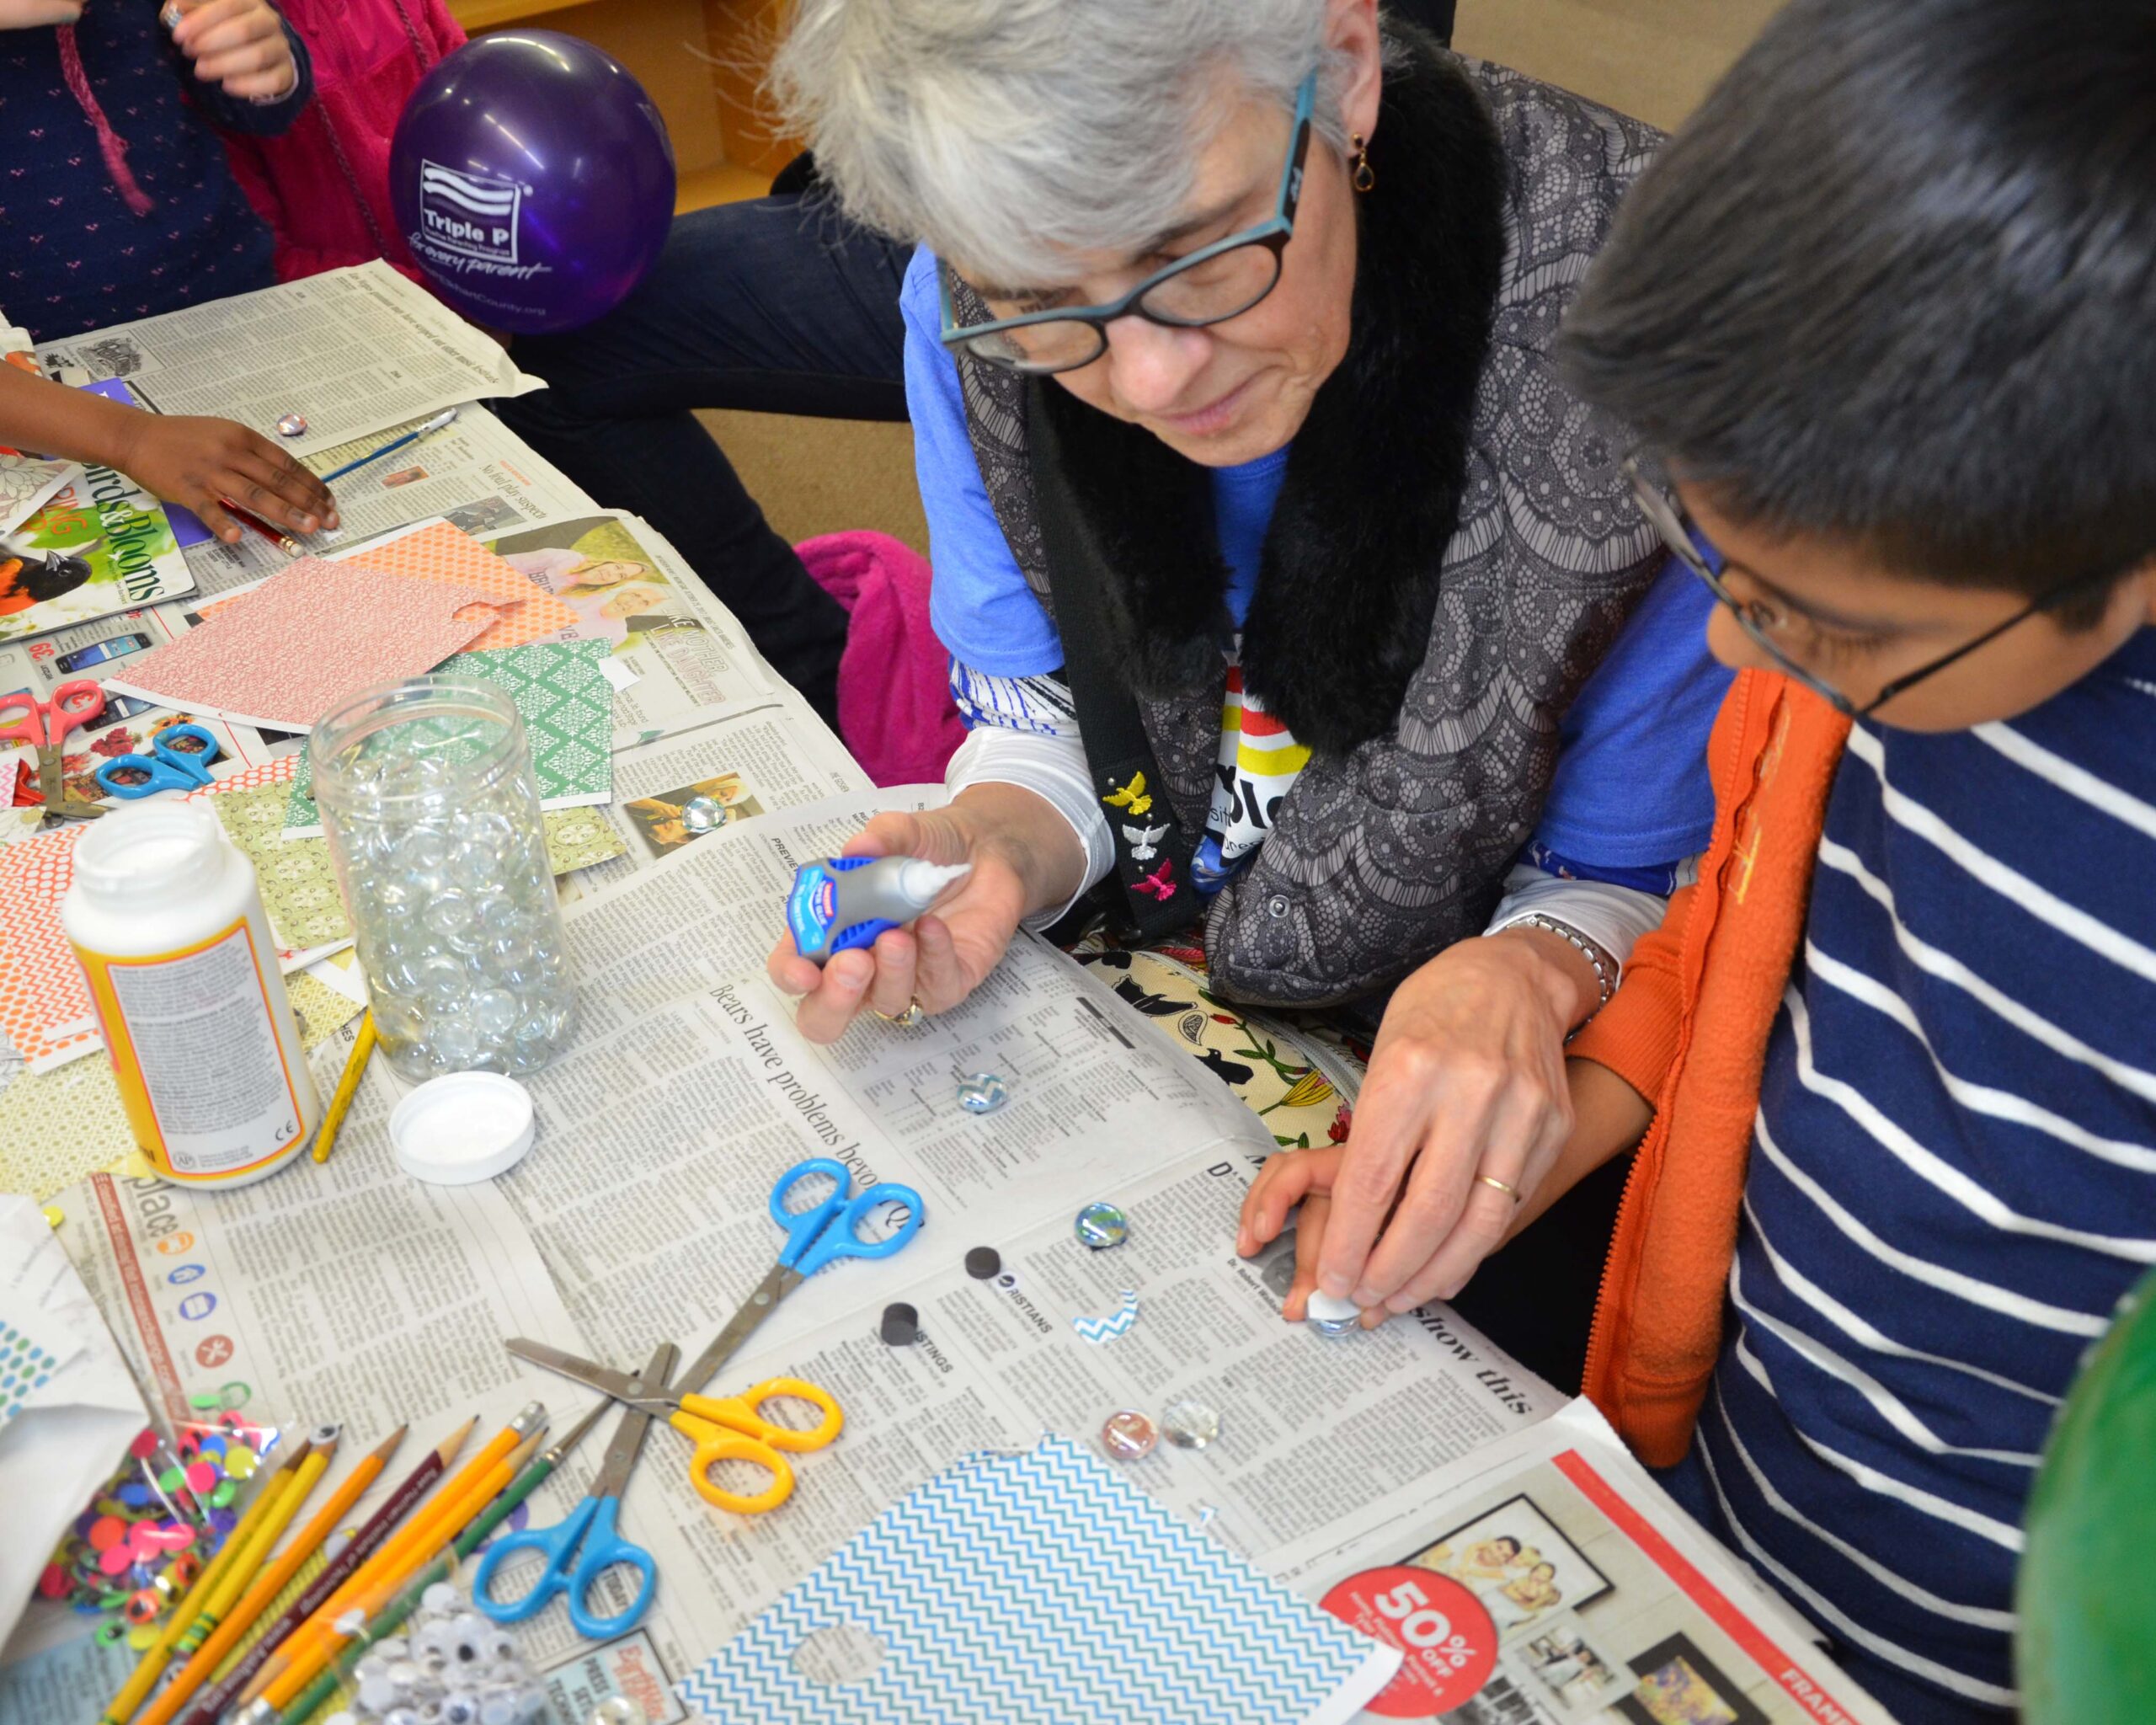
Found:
[903,246,1729,874]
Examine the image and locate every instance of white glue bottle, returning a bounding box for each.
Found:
[63,802,321,1187]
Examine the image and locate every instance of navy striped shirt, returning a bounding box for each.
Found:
[1672,628,2156,1722]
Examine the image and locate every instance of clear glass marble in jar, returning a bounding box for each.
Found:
[312,677,576,1082]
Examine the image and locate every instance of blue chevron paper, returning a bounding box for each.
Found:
[678,1434,1399,1725]
[1070,1290,1139,1343]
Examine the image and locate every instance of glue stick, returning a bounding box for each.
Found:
[786,855,970,964]
[63,803,321,1186]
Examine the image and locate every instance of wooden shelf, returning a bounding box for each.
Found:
[449,0,587,32]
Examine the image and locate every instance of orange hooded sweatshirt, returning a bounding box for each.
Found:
[1566,668,1853,1466]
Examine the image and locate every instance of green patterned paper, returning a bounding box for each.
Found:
[284,640,615,835]
[211,784,354,953]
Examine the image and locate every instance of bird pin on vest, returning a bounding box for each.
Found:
[1122,822,1169,860]
[1102,772,1152,816]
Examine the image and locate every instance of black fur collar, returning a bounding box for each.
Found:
[1027,33,1507,758]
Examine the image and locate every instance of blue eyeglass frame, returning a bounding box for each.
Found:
[937,67,1320,372]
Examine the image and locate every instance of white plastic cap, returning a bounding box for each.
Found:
[388,1071,535,1185]
[893,858,970,910]
[1305,1290,1362,1326]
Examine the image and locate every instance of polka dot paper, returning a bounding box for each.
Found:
[334,520,579,652]
[101,559,506,733]
[0,826,102,1072]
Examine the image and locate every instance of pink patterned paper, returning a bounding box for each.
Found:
[104,559,503,732]
[0,826,100,1071]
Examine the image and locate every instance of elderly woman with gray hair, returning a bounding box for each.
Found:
[766,0,1732,1363]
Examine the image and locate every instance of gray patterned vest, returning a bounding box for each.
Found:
[955,45,1667,1008]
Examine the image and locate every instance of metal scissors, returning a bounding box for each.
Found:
[670,1156,926,1398]
[510,1339,845,1514]
[0,680,106,822]
[473,1340,676,1639]
[93,722,221,800]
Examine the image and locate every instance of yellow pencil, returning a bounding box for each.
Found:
[235,1405,542,1708]
[312,1011,376,1164]
[255,1429,547,1717]
[179,1431,339,1654]
[137,1426,404,1725]
[96,1438,316,1725]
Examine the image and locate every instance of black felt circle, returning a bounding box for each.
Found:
[964,1246,1002,1280]
[879,1303,919,1347]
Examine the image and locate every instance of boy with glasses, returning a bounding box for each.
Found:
[1241,1,2156,1716]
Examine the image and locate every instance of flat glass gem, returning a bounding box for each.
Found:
[680,796,723,835]
[1074,1202,1128,1250]
[956,1071,1009,1114]
[275,413,308,437]
[1305,1290,1361,1338]
[879,1302,919,1347]
[1161,1397,1221,1450]
[589,1700,645,1725]
[963,1247,1001,1280]
[1100,1410,1156,1461]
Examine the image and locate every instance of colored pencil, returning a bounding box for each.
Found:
[180,1418,470,1725]
[253,1429,546,1718]
[95,1439,315,1725]
[147,1427,403,1725]
[217,500,302,558]
[177,1431,338,1654]
[271,1405,608,1725]
[311,1012,375,1164]
[234,1406,541,1709]
[318,408,458,484]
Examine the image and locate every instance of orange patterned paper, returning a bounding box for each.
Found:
[341,521,577,651]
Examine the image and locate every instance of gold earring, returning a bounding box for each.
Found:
[1350,131,1375,194]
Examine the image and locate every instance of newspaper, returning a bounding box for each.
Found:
[476,510,782,733]
[179,404,600,599]
[17,793,1575,1721]
[1270,1398,1897,1725]
[557,702,872,901]
[35,262,543,460]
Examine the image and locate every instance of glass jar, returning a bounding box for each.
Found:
[312,677,576,1082]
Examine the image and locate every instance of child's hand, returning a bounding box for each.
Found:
[109,412,338,542]
[0,1,87,26]
[1238,1146,1370,1324]
[167,0,296,100]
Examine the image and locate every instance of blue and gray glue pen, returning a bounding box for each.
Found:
[787,855,972,963]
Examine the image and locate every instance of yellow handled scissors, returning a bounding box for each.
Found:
[508,1338,844,1514]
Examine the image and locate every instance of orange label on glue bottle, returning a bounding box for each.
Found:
[63,804,321,1186]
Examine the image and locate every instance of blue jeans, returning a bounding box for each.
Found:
[500,195,910,726]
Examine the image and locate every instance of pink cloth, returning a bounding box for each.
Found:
[221,0,466,286]
[796,532,963,788]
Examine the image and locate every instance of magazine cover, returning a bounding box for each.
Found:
[0,462,193,642]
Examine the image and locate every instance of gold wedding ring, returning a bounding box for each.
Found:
[1476,1172,1522,1203]
[874,1000,926,1029]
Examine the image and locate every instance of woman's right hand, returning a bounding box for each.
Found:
[767,790,1062,1043]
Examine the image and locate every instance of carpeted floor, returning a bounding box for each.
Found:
[698,0,1785,556]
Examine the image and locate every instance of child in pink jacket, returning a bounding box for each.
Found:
[221,0,464,284]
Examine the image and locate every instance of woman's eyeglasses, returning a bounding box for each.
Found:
[939,70,1318,377]
[1625,459,2116,719]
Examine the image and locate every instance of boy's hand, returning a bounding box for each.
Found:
[109,412,338,542]
[1237,1146,1348,1323]
[0,1,87,26]
[168,0,297,100]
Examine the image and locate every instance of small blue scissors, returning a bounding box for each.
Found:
[93,723,221,799]
[473,1340,676,1639]
[670,1157,925,1397]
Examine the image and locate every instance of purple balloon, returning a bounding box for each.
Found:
[392,31,676,334]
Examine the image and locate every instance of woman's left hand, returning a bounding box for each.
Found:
[168,0,297,100]
[1307,927,1596,1322]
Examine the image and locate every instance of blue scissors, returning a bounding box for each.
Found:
[670,1157,925,1397]
[474,1340,676,1638]
[93,723,221,799]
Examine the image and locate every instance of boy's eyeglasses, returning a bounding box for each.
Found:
[938,70,1317,376]
[1625,461,2119,720]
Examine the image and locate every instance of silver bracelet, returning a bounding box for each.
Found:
[1501,913,1617,1012]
